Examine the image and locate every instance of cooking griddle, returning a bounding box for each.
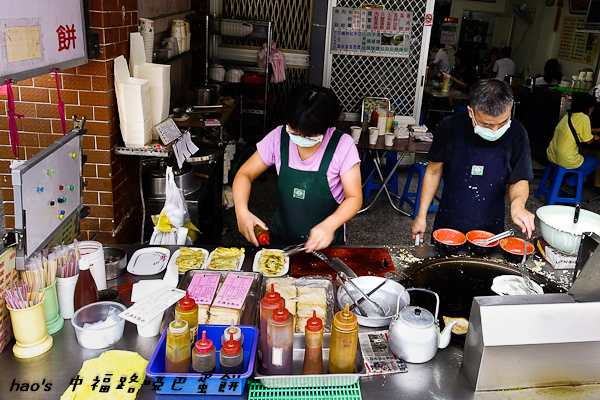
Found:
[290,247,395,278]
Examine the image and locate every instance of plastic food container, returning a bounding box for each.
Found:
[146,325,258,395]
[537,205,600,255]
[71,301,126,349]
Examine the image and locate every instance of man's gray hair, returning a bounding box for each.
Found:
[469,79,513,117]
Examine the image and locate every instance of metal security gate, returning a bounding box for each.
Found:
[324,0,435,121]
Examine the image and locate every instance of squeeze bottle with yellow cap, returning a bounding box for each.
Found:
[175,290,198,347]
[328,303,358,374]
[254,225,270,245]
[302,310,324,374]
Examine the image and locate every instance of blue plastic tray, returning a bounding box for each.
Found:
[146,325,258,395]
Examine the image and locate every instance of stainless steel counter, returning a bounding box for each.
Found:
[1,245,599,399]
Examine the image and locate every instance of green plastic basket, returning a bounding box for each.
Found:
[248,381,362,400]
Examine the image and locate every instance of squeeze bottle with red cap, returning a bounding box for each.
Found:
[192,330,216,373]
[328,303,358,374]
[175,290,198,347]
[260,284,282,368]
[254,226,270,245]
[302,310,324,374]
[370,108,379,127]
[220,332,244,374]
[265,300,293,375]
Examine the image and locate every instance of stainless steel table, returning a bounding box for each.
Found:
[1,245,599,399]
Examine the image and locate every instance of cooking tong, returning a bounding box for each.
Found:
[336,271,385,317]
[473,229,514,246]
[282,243,307,257]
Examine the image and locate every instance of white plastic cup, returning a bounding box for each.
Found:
[79,241,107,290]
[350,126,361,144]
[377,114,387,135]
[56,274,79,319]
[368,127,379,145]
[137,311,163,337]
[385,132,395,146]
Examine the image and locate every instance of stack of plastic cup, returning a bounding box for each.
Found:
[140,18,155,62]
[171,20,186,54]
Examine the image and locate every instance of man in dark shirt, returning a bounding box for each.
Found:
[411,79,535,240]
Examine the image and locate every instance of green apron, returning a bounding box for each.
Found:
[270,127,345,247]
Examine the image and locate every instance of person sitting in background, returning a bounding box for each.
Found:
[429,41,450,77]
[493,47,516,82]
[482,48,499,78]
[535,58,562,86]
[448,51,477,92]
[546,93,600,186]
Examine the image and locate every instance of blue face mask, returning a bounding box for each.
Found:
[286,126,323,147]
[470,113,511,141]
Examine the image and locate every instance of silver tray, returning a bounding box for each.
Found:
[253,333,367,388]
[160,270,262,333]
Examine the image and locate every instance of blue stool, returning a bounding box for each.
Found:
[363,152,399,198]
[399,162,442,219]
[534,163,583,205]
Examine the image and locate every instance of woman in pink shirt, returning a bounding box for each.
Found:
[232,85,362,251]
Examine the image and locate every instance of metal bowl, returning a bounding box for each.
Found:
[537,205,600,255]
[337,276,410,327]
[104,247,127,280]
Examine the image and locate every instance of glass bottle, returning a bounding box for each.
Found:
[221,321,244,347]
[220,332,244,374]
[175,290,198,347]
[254,225,270,245]
[302,310,324,375]
[265,300,294,375]
[73,258,98,311]
[328,303,358,374]
[165,319,191,374]
[260,284,282,368]
[192,330,216,373]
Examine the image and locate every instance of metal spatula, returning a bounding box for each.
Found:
[517,234,537,294]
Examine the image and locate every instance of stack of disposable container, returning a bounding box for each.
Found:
[114,55,152,148]
[139,18,155,62]
[130,32,171,139]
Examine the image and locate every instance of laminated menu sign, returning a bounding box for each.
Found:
[119,286,186,325]
[212,273,254,309]
[358,330,407,375]
[187,273,221,304]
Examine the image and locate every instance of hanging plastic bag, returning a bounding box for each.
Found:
[163,166,189,228]
[257,42,287,84]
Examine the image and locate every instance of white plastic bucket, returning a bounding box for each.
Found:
[79,241,107,290]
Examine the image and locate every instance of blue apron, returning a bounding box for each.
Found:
[270,127,345,247]
[432,123,512,235]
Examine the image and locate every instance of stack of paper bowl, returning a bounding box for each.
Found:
[171,19,186,53]
[139,18,155,62]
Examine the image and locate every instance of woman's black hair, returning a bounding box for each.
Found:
[569,93,596,114]
[284,85,342,136]
[543,58,561,84]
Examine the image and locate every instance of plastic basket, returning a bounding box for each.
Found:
[248,380,362,400]
[146,325,258,395]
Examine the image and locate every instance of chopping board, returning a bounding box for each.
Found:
[290,247,395,278]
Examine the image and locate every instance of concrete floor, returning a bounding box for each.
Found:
[220,155,600,252]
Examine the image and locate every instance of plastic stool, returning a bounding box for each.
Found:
[399,162,442,219]
[534,162,583,205]
[363,152,399,198]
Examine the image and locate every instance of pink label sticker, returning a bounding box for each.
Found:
[212,273,254,309]
[187,273,221,305]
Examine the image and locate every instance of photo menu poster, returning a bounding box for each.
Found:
[330,7,412,57]
[557,16,599,64]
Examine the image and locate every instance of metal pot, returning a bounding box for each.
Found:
[195,86,215,106]
[104,247,127,280]
[142,158,195,197]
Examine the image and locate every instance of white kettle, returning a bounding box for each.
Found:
[388,288,456,363]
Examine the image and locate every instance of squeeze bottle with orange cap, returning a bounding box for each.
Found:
[220,332,244,374]
[175,290,198,347]
[328,303,358,374]
[254,225,270,245]
[302,310,324,374]
[192,330,216,373]
[260,284,282,367]
[265,300,293,375]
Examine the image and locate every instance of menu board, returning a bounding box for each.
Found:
[557,16,600,64]
[330,7,412,57]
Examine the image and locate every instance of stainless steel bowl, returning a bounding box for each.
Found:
[104,247,127,280]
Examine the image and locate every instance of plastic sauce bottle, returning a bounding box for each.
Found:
[254,225,270,245]
[260,284,282,368]
[74,258,99,311]
[328,303,358,374]
[165,319,191,373]
[192,330,216,373]
[175,290,198,347]
[302,310,324,375]
[265,300,294,375]
[370,108,379,127]
[385,111,394,133]
[221,321,244,347]
[220,332,244,374]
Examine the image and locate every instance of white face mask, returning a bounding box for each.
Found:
[286,125,323,147]
[470,111,511,141]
